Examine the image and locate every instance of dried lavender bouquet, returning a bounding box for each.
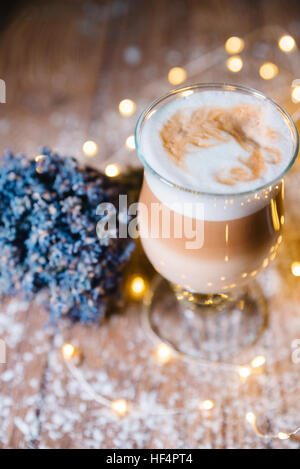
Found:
[0,148,138,323]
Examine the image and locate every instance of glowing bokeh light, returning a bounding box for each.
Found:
[251,356,266,368]
[131,276,146,296]
[277,432,290,440]
[111,399,129,417]
[259,62,278,80]
[225,36,245,54]
[105,163,121,178]
[168,67,187,85]
[199,400,215,411]
[82,140,98,157]
[291,261,300,277]
[239,366,251,379]
[154,343,173,364]
[291,85,300,103]
[118,99,136,117]
[226,56,243,73]
[278,35,296,53]
[125,135,136,150]
[245,412,256,425]
[62,343,76,360]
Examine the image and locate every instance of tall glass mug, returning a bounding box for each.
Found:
[135,84,299,361]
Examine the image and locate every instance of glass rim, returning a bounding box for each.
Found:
[135,82,299,198]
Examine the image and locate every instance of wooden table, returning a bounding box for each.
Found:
[0,0,300,449]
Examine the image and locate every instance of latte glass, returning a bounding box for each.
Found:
[135,84,299,361]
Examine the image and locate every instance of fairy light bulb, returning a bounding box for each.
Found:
[62,343,76,360]
[245,412,256,425]
[291,85,300,103]
[125,135,136,150]
[130,276,146,298]
[225,36,245,54]
[259,62,278,80]
[154,343,173,364]
[82,140,98,157]
[239,366,251,379]
[168,67,187,85]
[105,163,121,178]
[35,154,45,163]
[251,355,266,369]
[199,399,215,411]
[291,261,300,276]
[277,432,290,440]
[35,154,46,173]
[118,99,136,117]
[226,56,243,73]
[111,399,129,417]
[278,35,296,53]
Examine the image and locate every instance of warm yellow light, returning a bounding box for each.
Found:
[199,399,215,411]
[291,85,300,103]
[154,343,173,364]
[118,99,136,117]
[105,163,121,178]
[131,276,146,297]
[225,36,245,54]
[291,261,300,277]
[277,431,289,440]
[245,412,256,425]
[278,35,296,53]
[262,258,270,270]
[82,140,98,157]
[168,67,187,85]
[62,343,76,360]
[35,154,46,173]
[259,62,278,80]
[270,251,277,261]
[125,135,135,150]
[111,399,129,417]
[239,366,251,379]
[226,56,243,73]
[251,355,266,368]
[35,154,45,162]
[271,198,280,231]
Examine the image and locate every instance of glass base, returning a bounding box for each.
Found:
[142,275,268,364]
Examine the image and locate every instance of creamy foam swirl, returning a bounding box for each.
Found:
[160,104,282,186]
[140,90,294,195]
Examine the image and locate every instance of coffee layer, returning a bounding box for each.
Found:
[138,180,283,293]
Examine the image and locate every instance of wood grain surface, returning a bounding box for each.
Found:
[0,0,300,449]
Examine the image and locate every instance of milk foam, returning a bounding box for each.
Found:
[140,90,294,195]
[139,89,295,221]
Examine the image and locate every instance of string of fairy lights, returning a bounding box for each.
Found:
[57,31,300,442]
[61,338,300,441]
[80,32,300,283]
[61,341,268,414]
